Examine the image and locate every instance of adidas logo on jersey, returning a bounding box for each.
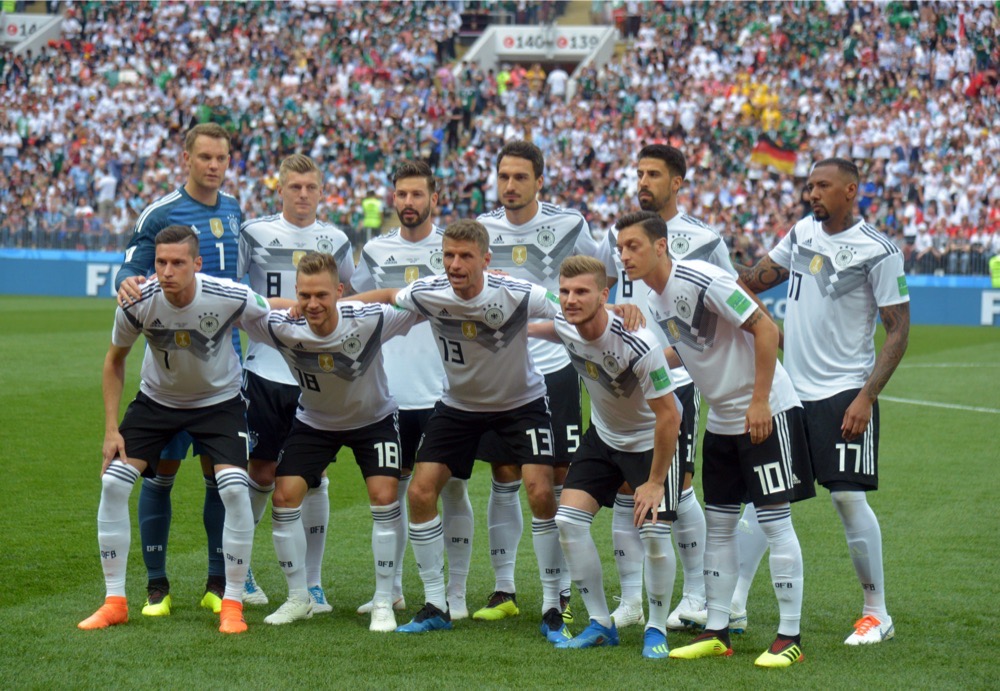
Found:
[493,234,504,243]
[150,318,165,328]
[293,342,305,349]
[268,238,282,247]
[385,255,397,265]
[438,308,452,317]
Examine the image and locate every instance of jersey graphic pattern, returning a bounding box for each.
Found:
[564,322,646,400]
[269,306,385,382]
[357,227,446,289]
[651,265,719,352]
[479,204,591,285]
[788,223,896,301]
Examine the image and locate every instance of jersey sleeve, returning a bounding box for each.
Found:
[705,238,738,277]
[869,251,910,307]
[768,227,795,270]
[110,305,143,348]
[350,247,376,293]
[237,223,252,280]
[240,308,279,345]
[528,283,561,319]
[115,207,166,289]
[381,303,424,341]
[393,280,419,313]
[704,271,759,327]
[631,334,676,400]
[573,218,617,279]
[333,234,355,292]
[234,284,271,328]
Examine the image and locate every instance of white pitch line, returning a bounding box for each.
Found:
[898,363,1000,369]
[880,396,1000,414]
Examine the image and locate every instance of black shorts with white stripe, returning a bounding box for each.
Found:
[803,389,880,491]
[701,407,815,506]
[675,382,700,477]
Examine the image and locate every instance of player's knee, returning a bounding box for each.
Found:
[524,485,557,519]
[248,460,276,486]
[491,463,521,483]
[440,476,468,502]
[101,468,136,504]
[406,479,438,514]
[367,480,398,506]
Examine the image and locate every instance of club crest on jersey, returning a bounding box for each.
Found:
[835,247,854,268]
[228,215,240,236]
[429,251,444,270]
[318,353,335,372]
[210,218,225,238]
[174,331,192,348]
[342,336,362,356]
[809,255,824,275]
[670,236,690,255]
[461,322,478,339]
[484,305,505,327]
[316,237,334,254]
[584,361,600,380]
[537,228,555,248]
[292,250,307,267]
[602,354,621,374]
[199,313,220,334]
[405,266,420,284]
[674,298,693,320]
[512,246,528,265]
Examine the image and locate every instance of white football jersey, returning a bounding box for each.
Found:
[608,213,736,389]
[351,227,446,409]
[395,274,560,412]
[478,202,615,374]
[238,214,355,385]
[554,313,678,453]
[646,259,800,435]
[769,217,910,402]
[241,301,420,431]
[113,274,269,408]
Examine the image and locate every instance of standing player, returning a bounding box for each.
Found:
[242,253,417,632]
[532,256,682,658]
[733,159,909,645]
[616,211,813,669]
[474,140,616,622]
[354,220,564,634]
[237,154,355,612]
[351,160,476,619]
[80,226,264,634]
[115,123,243,617]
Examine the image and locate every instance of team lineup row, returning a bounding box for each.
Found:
[78,125,910,669]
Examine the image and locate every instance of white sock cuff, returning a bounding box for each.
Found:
[614,492,635,509]
[248,477,274,493]
[272,505,301,523]
[555,505,593,528]
[145,473,175,489]
[371,501,402,522]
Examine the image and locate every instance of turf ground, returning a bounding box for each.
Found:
[0,295,997,689]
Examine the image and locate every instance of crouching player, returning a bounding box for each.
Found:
[241,252,419,632]
[81,225,266,634]
[531,256,682,657]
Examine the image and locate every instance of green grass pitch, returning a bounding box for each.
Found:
[1,296,997,688]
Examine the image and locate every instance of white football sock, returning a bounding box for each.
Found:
[757,505,803,637]
[732,502,768,612]
[248,476,274,526]
[98,461,140,597]
[216,467,254,602]
[371,501,402,603]
[302,476,329,588]
[487,479,522,593]
[553,484,571,598]
[440,476,473,600]
[703,504,741,631]
[640,521,675,634]
[391,474,410,598]
[612,493,644,603]
[409,516,447,611]
[832,491,888,619]
[532,516,562,613]
[556,506,610,627]
[271,505,307,593]
[673,486,707,600]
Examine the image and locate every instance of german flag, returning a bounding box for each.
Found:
[750,135,797,175]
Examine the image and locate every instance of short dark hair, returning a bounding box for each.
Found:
[392,159,437,194]
[615,210,667,243]
[638,144,687,179]
[497,140,544,178]
[296,252,340,283]
[155,225,199,256]
[444,219,490,255]
[812,157,860,184]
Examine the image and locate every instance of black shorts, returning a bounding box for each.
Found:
[701,407,815,506]
[477,364,581,464]
[417,397,555,481]
[276,414,401,488]
[803,389,880,491]
[243,370,300,462]
[675,382,700,476]
[119,392,250,478]
[398,408,434,472]
[565,426,680,521]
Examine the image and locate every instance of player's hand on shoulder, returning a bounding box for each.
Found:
[610,303,645,330]
[117,276,147,307]
[745,400,772,444]
[840,392,873,442]
[102,432,128,474]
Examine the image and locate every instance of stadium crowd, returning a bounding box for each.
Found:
[1,0,997,276]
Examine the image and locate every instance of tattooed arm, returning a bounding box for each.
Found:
[739,308,780,444]
[841,302,910,441]
[736,256,791,294]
